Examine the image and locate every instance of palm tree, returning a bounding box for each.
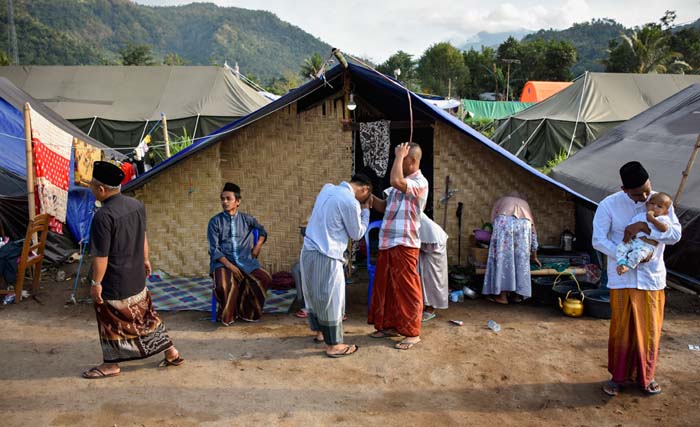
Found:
[622,25,687,73]
[300,53,325,79]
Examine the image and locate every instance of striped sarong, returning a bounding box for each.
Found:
[299,248,346,345]
[213,267,271,324]
[95,287,173,363]
[608,288,665,387]
[368,246,423,337]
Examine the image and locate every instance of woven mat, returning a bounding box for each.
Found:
[147,274,297,314]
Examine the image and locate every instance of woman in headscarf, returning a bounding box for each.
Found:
[482,192,541,304]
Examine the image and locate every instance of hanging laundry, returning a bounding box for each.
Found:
[120,161,136,185]
[74,138,102,186]
[359,120,391,178]
[30,106,72,234]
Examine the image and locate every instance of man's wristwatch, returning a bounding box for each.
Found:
[90,279,101,287]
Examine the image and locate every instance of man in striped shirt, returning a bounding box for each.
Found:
[368,142,429,350]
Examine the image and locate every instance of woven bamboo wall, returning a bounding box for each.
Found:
[132,99,351,276]
[219,101,352,273]
[131,147,224,276]
[433,122,575,265]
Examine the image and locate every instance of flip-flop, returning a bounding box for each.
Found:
[326,344,359,358]
[158,356,185,368]
[395,339,421,350]
[295,309,309,318]
[82,367,120,379]
[486,296,508,305]
[313,337,324,343]
[643,380,662,396]
[422,312,437,322]
[602,380,620,396]
[369,330,400,338]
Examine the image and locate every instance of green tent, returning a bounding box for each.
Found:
[0,65,270,151]
[461,99,534,120]
[492,72,700,167]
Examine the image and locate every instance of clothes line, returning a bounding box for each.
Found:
[349,120,433,131]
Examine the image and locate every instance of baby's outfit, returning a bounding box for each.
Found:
[616,212,671,270]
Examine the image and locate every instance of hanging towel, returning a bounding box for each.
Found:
[30,106,72,234]
[74,138,102,186]
[359,120,391,178]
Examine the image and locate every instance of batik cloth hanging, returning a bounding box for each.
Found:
[359,120,391,178]
[30,106,72,233]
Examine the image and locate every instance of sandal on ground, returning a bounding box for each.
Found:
[422,312,437,322]
[82,366,120,379]
[295,309,309,318]
[643,380,662,395]
[602,380,620,396]
[158,356,185,368]
[486,296,508,305]
[369,330,400,338]
[326,344,359,358]
[395,339,421,350]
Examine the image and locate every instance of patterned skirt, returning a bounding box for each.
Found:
[95,287,172,363]
[213,267,271,324]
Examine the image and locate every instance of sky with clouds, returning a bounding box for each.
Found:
[135,0,700,62]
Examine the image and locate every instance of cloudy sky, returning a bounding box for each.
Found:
[135,0,699,62]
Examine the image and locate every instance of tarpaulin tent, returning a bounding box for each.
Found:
[551,84,700,281]
[0,66,270,149]
[0,77,124,262]
[520,81,572,103]
[493,72,700,168]
[461,100,535,120]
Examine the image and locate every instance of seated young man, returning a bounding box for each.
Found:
[207,182,271,325]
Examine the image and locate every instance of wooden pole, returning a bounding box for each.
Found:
[674,133,700,205]
[23,103,37,242]
[161,113,171,159]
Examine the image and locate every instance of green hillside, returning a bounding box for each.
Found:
[0,0,332,82]
[522,18,628,76]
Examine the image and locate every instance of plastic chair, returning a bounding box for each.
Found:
[211,229,259,322]
[0,214,50,303]
[364,220,382,308]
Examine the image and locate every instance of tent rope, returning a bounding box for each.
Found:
[566,71,588,157]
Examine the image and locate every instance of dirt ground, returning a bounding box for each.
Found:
[1,271,700,427]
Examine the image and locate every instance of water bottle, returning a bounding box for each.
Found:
[487,319,501,334]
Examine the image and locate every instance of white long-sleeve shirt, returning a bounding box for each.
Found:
[592,191,682,290]
[303,182,369,261]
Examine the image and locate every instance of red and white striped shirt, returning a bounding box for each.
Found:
[379,170,429,250]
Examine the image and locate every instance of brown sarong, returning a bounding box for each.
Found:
[213,267,271,324]
[95,287,173,363]
[368,246,423,337]
[608,288,665,387]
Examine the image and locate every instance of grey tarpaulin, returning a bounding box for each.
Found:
[551,84,700,280]
[493,73,700,168]
[0,66,270,148]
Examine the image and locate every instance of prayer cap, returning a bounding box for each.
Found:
[619,161,649,189]
[222,182,241,197]
[92,161,124,187]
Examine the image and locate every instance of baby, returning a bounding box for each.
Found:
[616,192,673,275]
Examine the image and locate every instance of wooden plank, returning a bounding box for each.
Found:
[475,267,586,276]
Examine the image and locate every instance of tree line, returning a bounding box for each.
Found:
[371,11,699,100]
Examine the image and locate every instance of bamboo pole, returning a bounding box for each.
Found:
[674,133,700,205]
[161,113,171,159]
[23,103,38,243]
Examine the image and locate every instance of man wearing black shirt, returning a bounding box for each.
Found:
[82,161,183,379]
